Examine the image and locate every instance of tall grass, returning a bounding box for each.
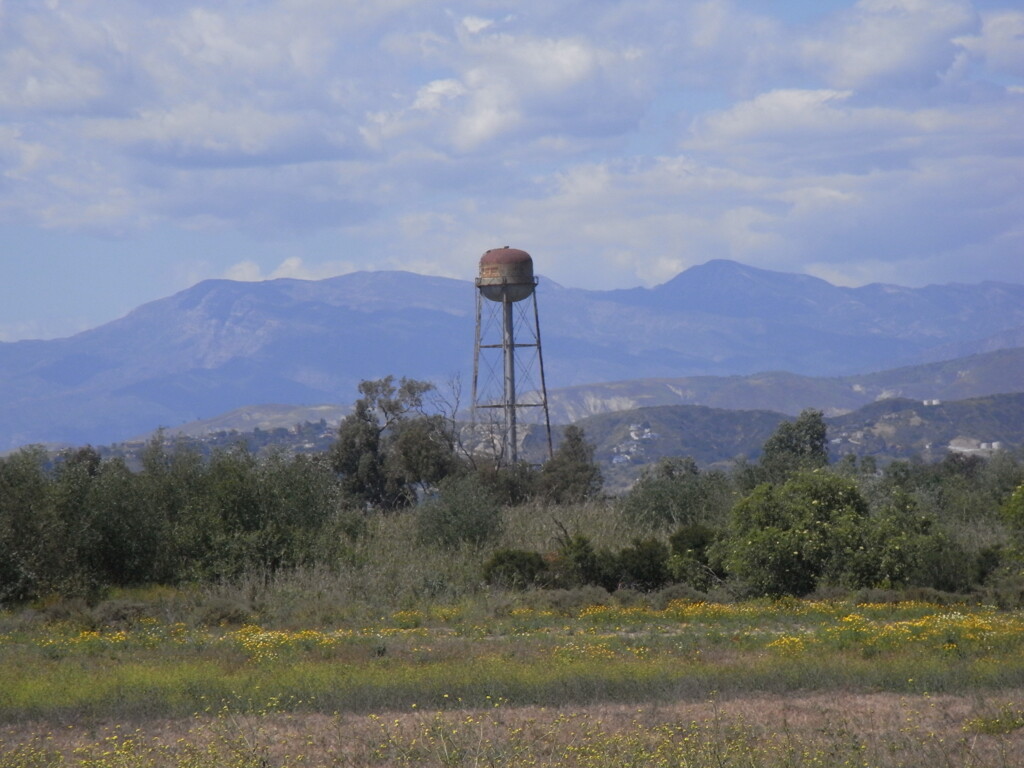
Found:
[4,598,1024,724]
[4,590,1024,766]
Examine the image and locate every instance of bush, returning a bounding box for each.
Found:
[523,585,611,613]
[550,534,601,588]
[473,461,538,506]
[417,473,502,548]
[719,472,869,597]
[617,538,671,592]
[539,426,603,504]
[649,582,709,609]
[621,458,733,530]
[483,549,548,589]
[669,523,717,561]
[848,489,972,592]
[1002,483,1024,537]
[666,523,720,591]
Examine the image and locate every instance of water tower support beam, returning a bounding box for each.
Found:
[503,291,518,464]
[472,246,551,466]
[531,290,553,461]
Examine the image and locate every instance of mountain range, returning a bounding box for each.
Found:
[2,259,1023,451]
[544,346,1024,423]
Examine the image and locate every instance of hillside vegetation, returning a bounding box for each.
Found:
[578,391,1024,489]
[80,385,1024,498]
[4,378,1024,609]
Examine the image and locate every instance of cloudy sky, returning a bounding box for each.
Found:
[1,0,1022,341]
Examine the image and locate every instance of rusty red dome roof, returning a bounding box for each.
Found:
[477,246,535,302]
[480,247,531,266]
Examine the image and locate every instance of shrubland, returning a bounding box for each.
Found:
[3,381,1024,765]
[2,378,1024,609]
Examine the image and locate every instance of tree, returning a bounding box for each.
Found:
[1004,484,1024,531]
[85,456,165,587]
[0,447,59,602]
[667,523,721,591]
[416,472,502,548]
[758,409,829,484]
[1002,484,1024,563]
[473,461,539,507]
[387,414,460,495]
[719,471,868,597]
[853,490,970,592]
[539,425,603,504]
[621,457,734,529]
[329,376,459,511]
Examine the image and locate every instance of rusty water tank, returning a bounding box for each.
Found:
[476,246,536,302]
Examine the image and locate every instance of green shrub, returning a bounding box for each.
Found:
[523,585,612,613]
[417,473,502,548]
[483,549,548,589]
[669,523,717,561]
[473,461,539,506]
[539,426,603,504]
[1002,483,1024,536]
[551,534,602,588]
[666,523,720,591]
[621,458,733,529]
[719,472,869,597]
[617,538,670,592]
[846,489,972,592]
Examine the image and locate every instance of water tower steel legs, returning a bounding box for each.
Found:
[471,284,552,466]
[503,294,518,464]
[472,247,552,466]
[531,290,554,461]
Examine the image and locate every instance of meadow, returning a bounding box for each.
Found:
[2,594,1023,767]
[3,414,1024,766]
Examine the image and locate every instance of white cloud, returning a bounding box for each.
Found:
[682,0,786,86]
[89,104,304,158]
[955,10,1024,78]
[689,89,856,143]
[0,126,49,180]
[401,91,1024,289]
[0,48,106,112]
[686,87,1023,174]
[224,257,358,282]
[0,0,1022,334]
[461,16,493,34]
[411,79,467,111]
[801,0,976,89]
[223,260,265,282]
[366,15,648,154]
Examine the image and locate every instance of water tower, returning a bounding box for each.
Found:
[472,247,553,464]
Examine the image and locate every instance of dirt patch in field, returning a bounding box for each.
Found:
[3,691,1023,767]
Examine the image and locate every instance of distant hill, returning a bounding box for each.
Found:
[567,392,1024,490]
[568,405,787,490]
[136,403,350,441]
[2,259,1023,450]
[91,391,1024,495]
[545,347,1024,421]
[827,393,1024,463]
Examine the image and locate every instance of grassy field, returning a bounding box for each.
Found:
[2,596,1024,766]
